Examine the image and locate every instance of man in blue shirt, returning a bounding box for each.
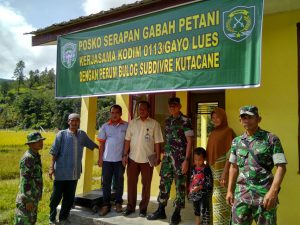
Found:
[48,113,98,225]
[97,104,128,216]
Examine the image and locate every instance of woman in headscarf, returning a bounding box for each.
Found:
[206,107,235,225]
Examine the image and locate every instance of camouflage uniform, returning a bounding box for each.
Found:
[229,128,287,225]
[15,150,43,225]
[157,112,194,208]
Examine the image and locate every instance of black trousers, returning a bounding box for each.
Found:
[49,180,78,222]
[192,193,212,225]
[102,161,125,206]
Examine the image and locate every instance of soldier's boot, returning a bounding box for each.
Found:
[147,203,167,220]
[170,207,181,225]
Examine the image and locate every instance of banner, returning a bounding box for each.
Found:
[56,0,263,98]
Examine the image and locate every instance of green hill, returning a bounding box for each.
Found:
[0,78,13,83]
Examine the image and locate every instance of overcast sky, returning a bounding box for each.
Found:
[0,0,137,79]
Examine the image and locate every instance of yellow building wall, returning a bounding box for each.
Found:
[116,94,130,121]
[77,97,97,194]
[226,9,300,224]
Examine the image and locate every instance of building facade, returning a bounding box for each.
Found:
[29,1,300,224]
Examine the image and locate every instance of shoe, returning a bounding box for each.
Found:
[139,210,147,217]
[115,203,123,213]
[170,208,181,225]
[99,205,110,216]
[122,208,134,216]
[49,220,56,225]
[147,203,166,220]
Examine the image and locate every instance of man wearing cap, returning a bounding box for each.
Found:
[226,106,287,225]
[148,97,194,225]
[48,113,98,225]
[15,132,45,225]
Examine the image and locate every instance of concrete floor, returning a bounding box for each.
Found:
[67,193,195,225]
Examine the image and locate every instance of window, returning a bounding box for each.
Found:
[196,102,219,148]
[189,90,225,148]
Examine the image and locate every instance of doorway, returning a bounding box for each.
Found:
[190,91,225,149]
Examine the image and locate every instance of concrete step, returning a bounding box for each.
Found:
[67,198,195,225]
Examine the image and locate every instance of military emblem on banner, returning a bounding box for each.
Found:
[61,42,77,69]
[223,6,255,42]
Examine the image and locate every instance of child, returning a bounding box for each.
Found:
[189,147,213,225]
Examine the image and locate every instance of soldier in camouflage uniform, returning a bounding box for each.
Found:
[226,106,287,225]
[15,132,45,225]
[147,97,194,225]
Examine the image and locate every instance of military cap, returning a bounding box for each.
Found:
[168,97,181,105]
[25,132,46,144]
[240,105,259,116]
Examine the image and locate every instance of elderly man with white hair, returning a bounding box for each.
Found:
[48,113,98,225]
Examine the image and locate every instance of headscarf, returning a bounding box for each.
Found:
[206,108,235,165]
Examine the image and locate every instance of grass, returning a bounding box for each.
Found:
[0,130,101,225]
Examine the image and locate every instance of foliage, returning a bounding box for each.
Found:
[52,98,81,129]
[96,96,116,129]
[27,70,40,89]
[0,105,18,128]
[0,59,116,130]
[42,68,55,89]
[0,81,10,99]
[12,60,25,94]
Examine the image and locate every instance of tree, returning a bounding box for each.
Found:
[0,105,18,128]
[27,70,40,89]
[52,98,81,129]
[38,67,55,89]
[0,64,115,130]
[0,81,10,98]
[13,91,56,129]
[96,96,116,129]
[27,70,35,89]
[39,67,48,85]
[45,68,55,89]
[12,60,25,94]
[34,69,40,85]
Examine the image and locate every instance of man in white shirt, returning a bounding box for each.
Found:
[122,101,164,217]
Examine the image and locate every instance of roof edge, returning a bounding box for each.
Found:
[26,0,163,35]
